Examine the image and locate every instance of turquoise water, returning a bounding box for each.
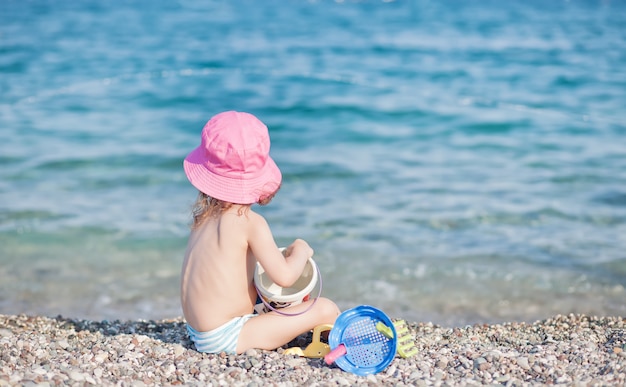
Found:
[1,0,625,326]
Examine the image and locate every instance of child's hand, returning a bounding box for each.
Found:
[284,239,314,259]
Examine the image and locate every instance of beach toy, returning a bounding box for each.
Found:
[324,305,397,376]
[254,248,321,316]
[284,324,333,358]
[376,320,419,358]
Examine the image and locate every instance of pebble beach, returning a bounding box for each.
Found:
[1,313,624,386]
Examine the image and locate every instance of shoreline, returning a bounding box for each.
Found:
[1,313,624,386]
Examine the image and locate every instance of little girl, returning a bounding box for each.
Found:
[181,111,340,354]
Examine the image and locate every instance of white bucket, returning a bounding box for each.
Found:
[254,249,319,312]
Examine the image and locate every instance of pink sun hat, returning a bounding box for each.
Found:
[183,111,282,204]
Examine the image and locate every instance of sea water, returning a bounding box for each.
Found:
[1,0,625,326]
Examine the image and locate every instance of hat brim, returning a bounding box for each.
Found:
[183,145,282,204]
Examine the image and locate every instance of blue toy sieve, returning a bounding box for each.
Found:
[325,305,397,376]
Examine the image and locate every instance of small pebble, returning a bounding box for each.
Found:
[516,356,531,370]
[69,371,85,381]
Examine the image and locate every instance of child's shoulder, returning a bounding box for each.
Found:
[242,207,271,229]
[245,207,266,222]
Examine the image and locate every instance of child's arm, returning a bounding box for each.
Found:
[247,212,311,287]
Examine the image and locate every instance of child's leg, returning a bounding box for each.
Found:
[236,297,340,354]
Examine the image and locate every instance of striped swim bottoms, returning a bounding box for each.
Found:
[187,314,256,354]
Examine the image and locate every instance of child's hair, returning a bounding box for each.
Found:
[190,192,233,229]
[191,187,280,229]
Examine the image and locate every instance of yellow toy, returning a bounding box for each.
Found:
[376,320,418,358]
[284,324,333,358]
